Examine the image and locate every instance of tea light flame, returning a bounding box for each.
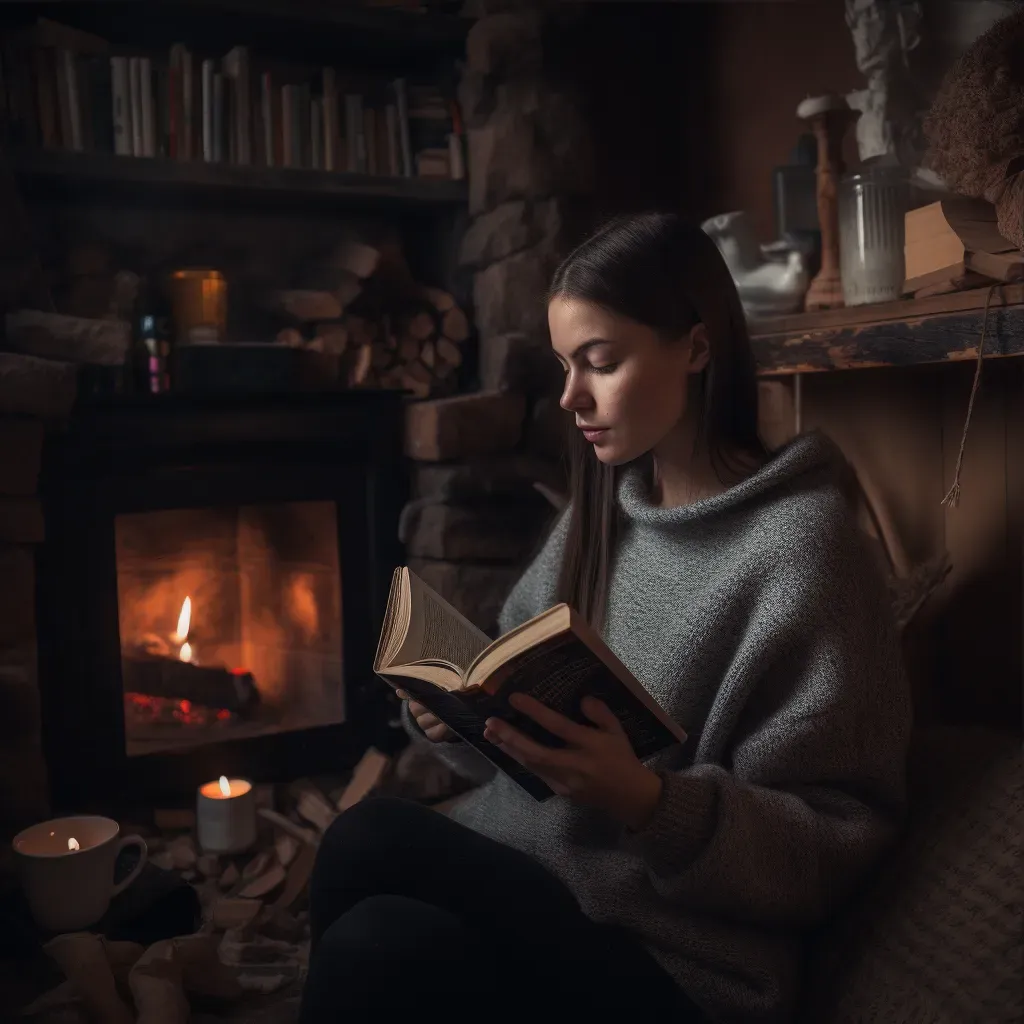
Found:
[218,775,231,797]
[180,641,193,663]
[67,837,80,851]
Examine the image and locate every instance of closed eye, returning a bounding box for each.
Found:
[590,362,618,375]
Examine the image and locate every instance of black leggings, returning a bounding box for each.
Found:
[299,798,704,1022]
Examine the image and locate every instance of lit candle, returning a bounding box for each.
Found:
[196,775,256,853]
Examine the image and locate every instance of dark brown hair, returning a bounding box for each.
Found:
[548,212,767,630]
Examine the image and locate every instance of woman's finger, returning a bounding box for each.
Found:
[484,717,572,770]
[508,692,593,745]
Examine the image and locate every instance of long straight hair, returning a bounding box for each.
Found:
[549,212,767,631]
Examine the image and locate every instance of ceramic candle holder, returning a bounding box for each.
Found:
[13,816,148,932]
[196,776,257,853]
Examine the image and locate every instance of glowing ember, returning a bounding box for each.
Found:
[219,775,231,797]
[124,692,236,728]
[68,837,80,851]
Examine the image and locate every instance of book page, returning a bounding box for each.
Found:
[393,569,490,676]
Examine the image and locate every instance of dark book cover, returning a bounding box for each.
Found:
[392,632,682,802]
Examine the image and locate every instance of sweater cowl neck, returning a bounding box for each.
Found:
[617,430,847,527]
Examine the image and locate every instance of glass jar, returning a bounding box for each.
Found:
[839,168,909,306]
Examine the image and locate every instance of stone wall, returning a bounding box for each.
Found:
[399,1,597,633]
[0,356,79,835]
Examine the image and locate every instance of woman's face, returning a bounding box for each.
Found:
[548,296,709,466]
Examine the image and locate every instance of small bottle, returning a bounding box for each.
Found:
[136,314,170,393]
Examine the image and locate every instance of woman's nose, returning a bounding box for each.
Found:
[559,372,592,412]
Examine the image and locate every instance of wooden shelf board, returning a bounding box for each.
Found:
[11,148,467,209]
[752,286,1024,376]
[2,2,469,65]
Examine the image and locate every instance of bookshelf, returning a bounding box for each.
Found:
[11,147,468,209]
[2,3,470,68]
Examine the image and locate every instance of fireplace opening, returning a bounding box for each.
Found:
[115,500,344,757]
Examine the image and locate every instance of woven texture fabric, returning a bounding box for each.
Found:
[801,726,1023,1023]
[408,431,912,1023]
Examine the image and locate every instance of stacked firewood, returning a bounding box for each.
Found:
[276,240,470,399]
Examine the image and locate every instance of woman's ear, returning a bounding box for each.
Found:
[686,323,711,374]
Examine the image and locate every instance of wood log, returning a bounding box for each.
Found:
[421,340,436,368]
[277,290,342,322]
[335,748,391,812]
[408,311,435,341]
[122,655,260,714]
[238,861,286,900]
[436,338,463,367]
[441,306,469,343]
[293,782,337,832]
[398,336,420,362]
[331,240,381,280]
[349,343,373,387]
[257,808,318,846]
[422,286,455,312]
[6,310,131,365]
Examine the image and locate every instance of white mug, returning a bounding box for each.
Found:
[12,815,148,932]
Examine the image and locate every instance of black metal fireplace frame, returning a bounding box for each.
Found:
[36,389,407,811]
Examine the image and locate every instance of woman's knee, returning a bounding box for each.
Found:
[320,796,426,853]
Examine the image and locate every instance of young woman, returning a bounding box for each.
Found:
[299,213,911,1024]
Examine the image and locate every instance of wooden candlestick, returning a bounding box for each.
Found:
[798,95,860,312]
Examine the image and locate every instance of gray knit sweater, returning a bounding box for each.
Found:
[405,431,912,1023]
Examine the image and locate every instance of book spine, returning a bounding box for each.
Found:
[201,58,214,162]
[53,48,73,149]
[223,46,250,165]
[181,48,192,161]
[261,71,273,168]
[128,56,143,157]
[281,84,293,168]
[344,93,356,173]
[168,45,181,159]
[364,107,377,176]
[393,77,412,178]
[111,56,130,155]
[212,71,224,162]
[139,56,154,157]
[385,103,399,177]
[63,49,83,151]
[321,67,336,172]
[76,55,94,152]
[297,82,310,169]
[89,56,114,153]
[310,96,321,171]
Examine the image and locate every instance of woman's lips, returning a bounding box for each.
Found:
[580,427,609,443]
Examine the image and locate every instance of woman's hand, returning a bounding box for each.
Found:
[483,693,663,830]
[396,690,455,743]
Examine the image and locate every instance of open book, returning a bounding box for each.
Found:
[374,567,686,800]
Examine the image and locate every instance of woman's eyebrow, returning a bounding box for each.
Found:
[570,338,614,360]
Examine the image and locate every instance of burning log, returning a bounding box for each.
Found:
[122,656,260,715]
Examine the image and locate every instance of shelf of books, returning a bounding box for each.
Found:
[750,284,1024,376]
[2,16,468,209]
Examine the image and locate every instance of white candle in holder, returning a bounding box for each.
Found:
[196,776,256,853]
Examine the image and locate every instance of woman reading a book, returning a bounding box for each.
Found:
[300,213,911,1023]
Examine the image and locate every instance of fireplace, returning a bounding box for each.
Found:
[36,390,406,810]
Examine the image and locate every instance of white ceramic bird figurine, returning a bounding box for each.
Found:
[701,211,808,321]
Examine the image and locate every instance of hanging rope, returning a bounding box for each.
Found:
[940,283,1001,508]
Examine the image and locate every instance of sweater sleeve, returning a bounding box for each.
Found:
[621,534,912,930]
[399,508,569,785]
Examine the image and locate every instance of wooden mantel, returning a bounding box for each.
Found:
[750,284,1024,376]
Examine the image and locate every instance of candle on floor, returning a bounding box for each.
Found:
[196,775,256,854]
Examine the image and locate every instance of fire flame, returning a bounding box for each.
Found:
[68,837,80,851]
[175,597,192,662]
[218,775,231,797]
